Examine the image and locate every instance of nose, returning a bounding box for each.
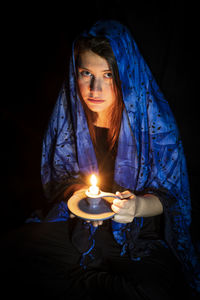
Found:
[90,77,102,92]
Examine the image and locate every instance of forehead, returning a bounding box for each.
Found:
[79,50,110,70]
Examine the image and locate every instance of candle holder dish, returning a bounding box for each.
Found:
[67,190,132,221]
[67,190,115,221]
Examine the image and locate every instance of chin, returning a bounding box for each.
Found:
[87,105,106,113]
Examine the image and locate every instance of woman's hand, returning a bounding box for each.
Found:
[112,190,163,223]
[111,191,137,223]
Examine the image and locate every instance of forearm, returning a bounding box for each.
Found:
[134,193,163,217]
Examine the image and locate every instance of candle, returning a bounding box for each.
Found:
[89,174,100,195]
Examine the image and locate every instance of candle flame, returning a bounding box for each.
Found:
[88,174,100,195]
[90,174,97,186]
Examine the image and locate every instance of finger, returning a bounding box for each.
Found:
[116,191,123,199]
[113,199,129,208]
[69,213,76,218]
[98,220,103,226]
[85,220,103,225]
[92,221,99,227]
[112,214,133,223]
[111,203,127,214]
[120,191,134,199]
[111,203,120,214]
[121,190,130,194]
[92,220,103,227]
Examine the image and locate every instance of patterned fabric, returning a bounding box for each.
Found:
[38,20,199,291]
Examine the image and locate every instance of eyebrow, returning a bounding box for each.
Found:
[78,66,111,72]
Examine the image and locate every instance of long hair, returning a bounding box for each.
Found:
[74,36,124,152]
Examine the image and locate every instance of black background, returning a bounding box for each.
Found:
[1,1,199,240]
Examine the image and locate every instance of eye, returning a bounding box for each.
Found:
[104,72,113,79]
[80,70,92,77]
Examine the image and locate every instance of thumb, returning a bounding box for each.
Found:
[116,191,123,199]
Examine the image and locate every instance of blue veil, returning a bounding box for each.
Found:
[40,20,199,291]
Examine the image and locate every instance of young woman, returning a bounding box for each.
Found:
[3,20,199,299]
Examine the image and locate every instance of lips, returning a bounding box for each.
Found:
[87,98,105,103]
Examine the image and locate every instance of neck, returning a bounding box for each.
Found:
[94,111,110,128]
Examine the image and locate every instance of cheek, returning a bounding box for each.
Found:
[77,79,89,96]
[104,84,116,102]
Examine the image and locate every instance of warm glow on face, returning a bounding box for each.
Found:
[77,50,117,116]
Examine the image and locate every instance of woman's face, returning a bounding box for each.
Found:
[77,50,117,116]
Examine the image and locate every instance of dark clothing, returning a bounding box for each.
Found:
[1,126,192,299]
[94,126,116,192]
[2,125,196,299]
[2,221,191,300]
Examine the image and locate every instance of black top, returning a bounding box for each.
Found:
[93,126,163,241]
[94,126,116,192]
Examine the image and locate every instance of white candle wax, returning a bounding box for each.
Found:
[89,185,99,195]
